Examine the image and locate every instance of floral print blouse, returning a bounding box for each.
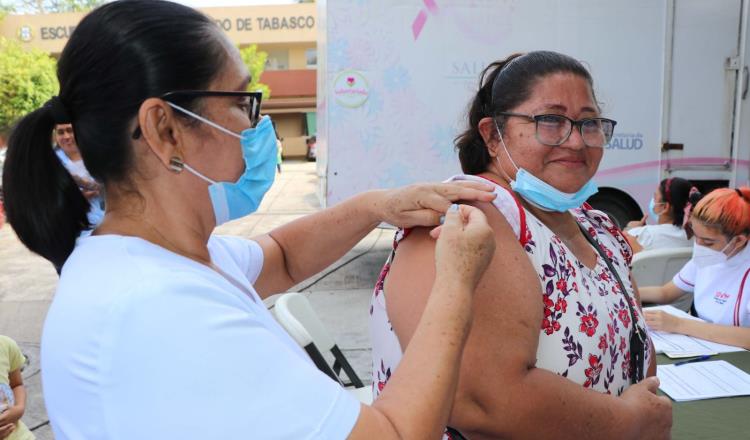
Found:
[369,175,651,439]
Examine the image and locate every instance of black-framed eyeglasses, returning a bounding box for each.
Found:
[131,90,263,139]
[497,112,617,148]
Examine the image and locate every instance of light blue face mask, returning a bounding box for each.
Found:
[648,197,665,220]
[495,124,598,212]
[166,102,277,226]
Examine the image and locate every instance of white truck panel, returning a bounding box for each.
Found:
[318,0,748,220]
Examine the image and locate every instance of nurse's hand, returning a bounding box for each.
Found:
[431,204,495,290]
[644,309,682,333]
[372,181,496,228]
[625,215,647,230]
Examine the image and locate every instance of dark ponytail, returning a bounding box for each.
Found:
[2,0,228,267]
[455,51,596,174]
[455,54,522,174]
[3,106,90,268]
[659,177,692,227]
[683,187,703,239]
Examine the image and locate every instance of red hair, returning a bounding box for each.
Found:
[691,187,750,237]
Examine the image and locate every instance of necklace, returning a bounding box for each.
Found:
[142,221,258,302]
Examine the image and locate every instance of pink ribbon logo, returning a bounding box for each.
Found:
[412,0,439,40]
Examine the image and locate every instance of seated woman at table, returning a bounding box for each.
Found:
[623,177,693,253]
[369,51,672,439]
[640,188,750,349]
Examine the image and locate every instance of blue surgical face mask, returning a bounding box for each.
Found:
[648,197,664,220]
[494,124,598,212]
[166,102,277,226]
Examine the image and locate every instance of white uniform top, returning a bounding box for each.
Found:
[41,234,360,440]
[672,242,750,327]
[627,224,692,251]
[54,148,105,226]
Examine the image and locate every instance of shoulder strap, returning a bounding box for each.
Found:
[733,267,750,326]
[577,223,646,383]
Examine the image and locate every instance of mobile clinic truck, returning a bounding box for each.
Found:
[316,0,750,226]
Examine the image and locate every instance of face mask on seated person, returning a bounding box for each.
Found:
[648,197,663,220]
[692,239,736,268]
[495,124,598,212]
[166,103,278,226]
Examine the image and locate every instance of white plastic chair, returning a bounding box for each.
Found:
[631,247,693,311]
[272,292,372,404]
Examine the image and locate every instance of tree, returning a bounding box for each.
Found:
[239,44,271,100]
[0,37,58,132]
[0,2,14,18]
[11,0,105,14]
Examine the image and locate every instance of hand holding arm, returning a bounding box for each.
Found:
[253,181,496,297]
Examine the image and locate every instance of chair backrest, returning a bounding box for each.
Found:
[273,292,365,389]
[275,292,337,351]
[631,247,693,287]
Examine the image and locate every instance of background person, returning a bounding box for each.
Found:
[623,177,693,253]
[640,187,750,349]
[1,1,499,438]
[0,335,34,440]
[370,51,671,439]
[53,123,104,227]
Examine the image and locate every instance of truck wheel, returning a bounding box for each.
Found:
[587,192,641,229]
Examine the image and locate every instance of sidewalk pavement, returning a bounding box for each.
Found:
[0,160,392,439]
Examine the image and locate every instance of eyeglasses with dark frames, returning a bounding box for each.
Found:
[497,112,617,148]
[131,90,263,139]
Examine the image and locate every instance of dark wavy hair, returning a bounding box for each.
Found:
[455,51,597,174]
[658,177,692,227]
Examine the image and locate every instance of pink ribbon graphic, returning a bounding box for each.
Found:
[412,0,439,40]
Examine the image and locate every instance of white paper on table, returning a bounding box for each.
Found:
[644,305,745,357]
[658,360,750,401]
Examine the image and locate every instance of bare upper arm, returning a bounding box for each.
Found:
[8,369,23,389]
[385,201,544,430]
[251,234,294,299]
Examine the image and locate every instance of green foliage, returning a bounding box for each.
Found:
[238,44,271,100]
[0,1,14,18]
[0,37,58,131]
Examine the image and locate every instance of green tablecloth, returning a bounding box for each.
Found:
[658,351,750,439]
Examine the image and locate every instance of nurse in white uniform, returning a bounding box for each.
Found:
[0,1,499,438]
[640,187,750,350]
[623,177,693,253]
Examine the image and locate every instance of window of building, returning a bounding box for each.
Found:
[265,49,289,71]
[305,48,317,69]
